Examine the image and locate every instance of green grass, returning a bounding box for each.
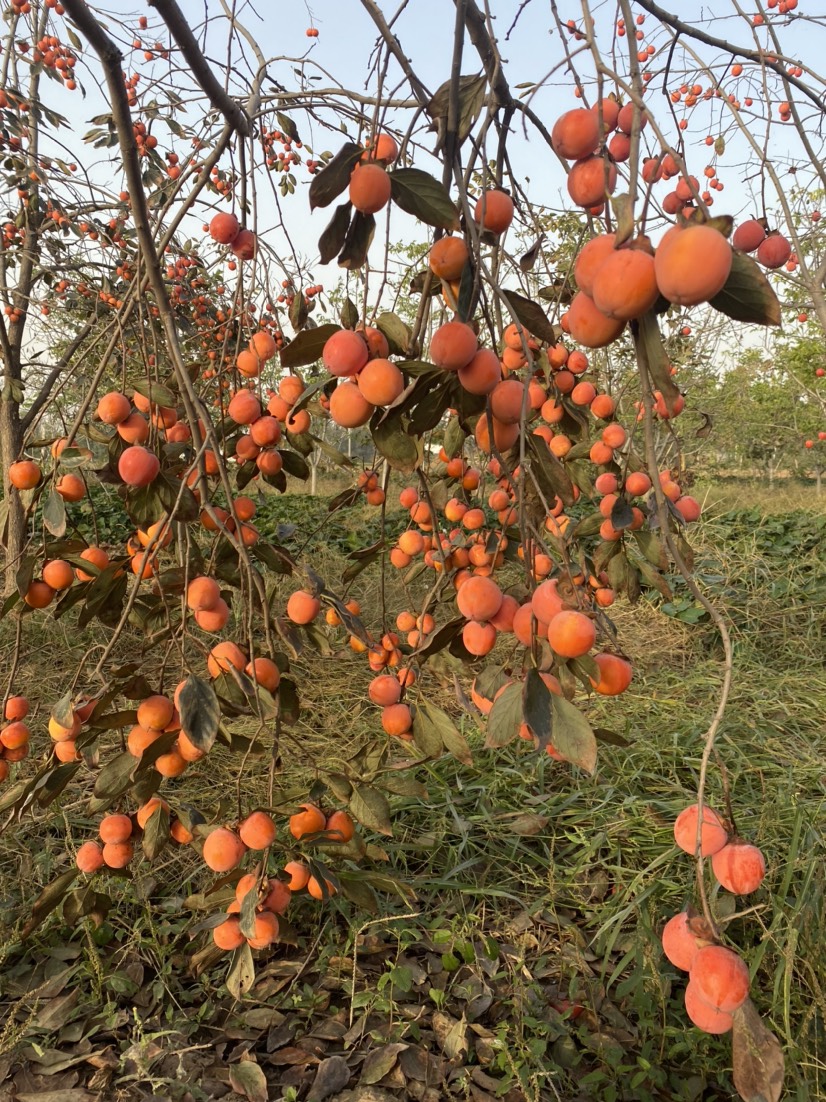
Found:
[0,483,824,1100]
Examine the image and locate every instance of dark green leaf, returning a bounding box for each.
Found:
[141,803,169,860]
[522,668,552,749]
[279,323,341,369]
[634,311,681,416]
[130,379,177,408]
[350,785,393,836]
[276,111,299,142]
[178,676,220,754]
[485,681,522,748]
[501,289,558,345]
[526,433,575,507]
[390,168,460,231]
[426,73,488,144]
[338,210,375,270]
[710,249,781,327]
[340,296,359,329]
[309,142,362,210]
[319,202,353,264]
[226,942,256,999]
[549,694,597,773]
[370,413,421,473]
[279,449,310,480]
[375,311,412,355]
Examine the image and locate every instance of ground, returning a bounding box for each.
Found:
[0,478,823,1102]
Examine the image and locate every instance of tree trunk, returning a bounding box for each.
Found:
[0,398,24,595]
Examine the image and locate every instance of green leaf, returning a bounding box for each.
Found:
[633,528,667,569]
[485,681,522,748]
[42,489,67,537]
[426,73,488,144]
[411,703,446,759]
[276,111,299,142]
[350,784,393,836]
[21,868,78,939]
[526,433,575,507]
[279,323,341,369]
[340,296,360,329]
[92,750,138,801]
[279,449,310,480]
[309,142,362,210]
[375,311,412,355]
[130,379,177,408]
[634,310,682,417]
[549,694,597,773]
[710,249,781,327]
[178,676,220,754]
[443,415,466,459]
[319,201,353,264]
[370,413,422,473]
[338,210,375,269]
[337,872,380,913]
[390,168,460,231]
[226,942,255,999]
[522,669,552,749]
[501,288,558,345]
[141,803,169,860]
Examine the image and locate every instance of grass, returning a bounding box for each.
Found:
[0,478,824,1100]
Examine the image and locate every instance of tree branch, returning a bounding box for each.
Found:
[634,0,825,113]
[147,0,252,135]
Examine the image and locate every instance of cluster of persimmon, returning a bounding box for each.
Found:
[32,34,76,87]
[228,374,310,479]
[0,695,32,781]
[732,218,794,272]
[321,326,405,428]
[595,468,701,532]
[208,211,257,265]
[662,804,766,1033]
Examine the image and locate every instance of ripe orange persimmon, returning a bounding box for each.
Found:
[228,390,262,425]
[349,163,392,214]
[209,211,240,244]
[329,381,374,427]
[369,674,402,706]
[203,827,246,872]
[574,233,617,296]
[325,809,355,843]
[551,108,601,160]
[547,609,596,658]
[284,860,311,890]
[456,575,503,621]
[711,842,766,894]
[430,320,478,371]
[463,620,497,655]
[286,589,320,624]
[24,580,55,608]
[289,802,326,839]
[137,694,174,731]
[207,640,247,678]
[4,696,28,721]
[673,803,728,857]
[565,291,625,348]
[323,329,369,376]
[118,445,160,487]
[307,875,337,900]
[689,945,749,1013]
[381,702,412,735]
[591,248,659,321]
[96,391,131,424]
[99,813,133,844]
[357,358,404,406]
[457,348,501,395]
[213,915,245,950]
[239,810,277,849]
[76,840,105,873]
[186,575,221,612]
[684,982,734,1034]
[661,911,700,972]
[589,652,633,696]
[567,155,617,208]
[9,460,41,489]
[103,841,134,868]
[429,236,468,281]
[654,224,732,306]
[474,189,514,234]
[756,233,791,269]
[246,657,281,692]
[732,218,766,253]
